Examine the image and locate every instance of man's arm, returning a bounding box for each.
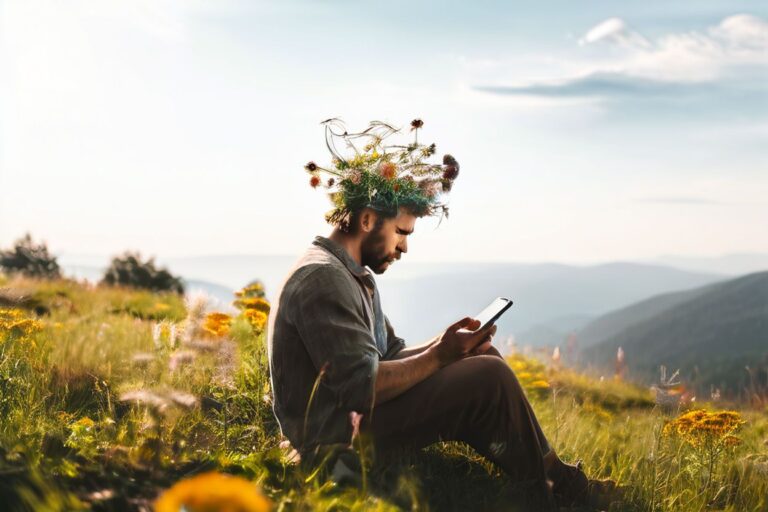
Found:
[373,318,497,405]
[388,335,438,359]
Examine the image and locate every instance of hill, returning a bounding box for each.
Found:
[581,271,768,396]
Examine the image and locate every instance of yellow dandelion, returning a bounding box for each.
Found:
[154,472,271,512]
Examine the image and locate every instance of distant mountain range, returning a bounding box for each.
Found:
[378,262,722,344]
[649,253,768,276]
[60,256,725,348]
[579,271,768,397]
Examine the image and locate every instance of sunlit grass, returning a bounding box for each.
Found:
[1,275,767,511]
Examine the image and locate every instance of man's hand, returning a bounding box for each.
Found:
[431,317,497,367]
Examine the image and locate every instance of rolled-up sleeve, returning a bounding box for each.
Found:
[290,266,379,413]
[382,314,406,360]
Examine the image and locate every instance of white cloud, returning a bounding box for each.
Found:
[476,14,768,101]
[580,14,768,82]
[579,17,650,49]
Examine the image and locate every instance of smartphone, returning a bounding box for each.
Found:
[474,297,513,331]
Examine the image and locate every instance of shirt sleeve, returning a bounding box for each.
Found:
[382,314,407,360]
[289,265,379,414]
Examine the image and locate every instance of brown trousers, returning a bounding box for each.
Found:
[361,348,555,506]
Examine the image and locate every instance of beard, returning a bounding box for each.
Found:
[360,226,394,274]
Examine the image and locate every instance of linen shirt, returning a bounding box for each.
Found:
[266,235,406,454]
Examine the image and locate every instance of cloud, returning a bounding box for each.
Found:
[476,14,768,100]
[578,17,650,48]
[475,72,736,99]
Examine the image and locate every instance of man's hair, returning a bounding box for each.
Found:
[338,204,422,234]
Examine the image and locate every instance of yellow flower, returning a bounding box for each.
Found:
[155,472,271,512]
[244,309,268,332]
[0,308,43,339]
[75,417,95,429]
[663,409,746,450]
[529,380,551,389]
[202,312,232,338]
[233,297,271,314]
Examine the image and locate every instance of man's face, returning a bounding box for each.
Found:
[360,209,417,275]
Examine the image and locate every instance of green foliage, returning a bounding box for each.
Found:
[101,252,184,294]
[0,233,61,279]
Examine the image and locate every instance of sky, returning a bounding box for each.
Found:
[1,0,767,264]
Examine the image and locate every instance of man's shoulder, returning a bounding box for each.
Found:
[281,245,354,295]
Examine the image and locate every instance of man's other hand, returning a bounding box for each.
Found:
[432,317,497,367]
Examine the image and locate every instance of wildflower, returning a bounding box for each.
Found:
[419,179,441,198]
[119,390,170,413]
[75,417,95,429]
[154,472,271,512]
[530,380,551,389]
[421,143,437,157]
[551,346,561,366]
[233,297,271,314]
[202,312,232,338]
[132,352,156,367]
[169,349,197,371]
[349,171,362,184]
[309,175,321,188]
[378,161,397,180]
[304,161,318,172]
[0,308,43,338]
[235,281,266,299]
[663,409,746,450]
[244,309,268,332]
[166,390,199,410]
[327,177,335,187]
[410,118,424,130]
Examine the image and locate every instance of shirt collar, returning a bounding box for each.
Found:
[312,235,371,279]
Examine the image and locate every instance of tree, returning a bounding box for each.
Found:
[0,233,61,279]
[101,252,184,294]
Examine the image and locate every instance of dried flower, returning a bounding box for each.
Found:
[304,161,318,172]
[327,177,335,187]
[309,175,321,188]
[410,118,424,130]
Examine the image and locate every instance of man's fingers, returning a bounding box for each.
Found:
[449,316,480,332]
[469,339,493,356]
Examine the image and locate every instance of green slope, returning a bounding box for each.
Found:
[582,271,768,397]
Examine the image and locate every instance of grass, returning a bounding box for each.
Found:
[1,275,767,511]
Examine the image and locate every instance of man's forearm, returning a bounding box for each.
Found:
[389,335,439,360]
[374,345,443,405]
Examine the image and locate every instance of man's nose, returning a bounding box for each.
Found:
[397,240,407,257]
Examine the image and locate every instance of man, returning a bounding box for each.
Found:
[267,120,595,509]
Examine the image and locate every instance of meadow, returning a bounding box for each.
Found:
[1,275,767,511]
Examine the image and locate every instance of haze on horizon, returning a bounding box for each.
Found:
[2,0,767,265]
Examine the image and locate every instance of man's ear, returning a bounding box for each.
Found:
[359,209,377,233]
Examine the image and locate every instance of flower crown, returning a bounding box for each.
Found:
[305,118,460,231]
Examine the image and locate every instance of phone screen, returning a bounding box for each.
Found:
[474,297,513,331]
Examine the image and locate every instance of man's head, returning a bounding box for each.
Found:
[348,206,417,275]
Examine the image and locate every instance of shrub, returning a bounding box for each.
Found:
[101,252,184,294]
[0,233,61,279]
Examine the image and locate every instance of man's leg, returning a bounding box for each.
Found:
[362,354,555,508]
